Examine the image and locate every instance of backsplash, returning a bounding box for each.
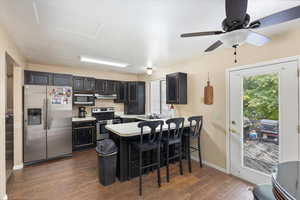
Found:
[72,99,124,117]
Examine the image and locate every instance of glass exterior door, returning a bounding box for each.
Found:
[229,61,299,184]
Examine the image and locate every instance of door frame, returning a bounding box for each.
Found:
[225,56,300,176]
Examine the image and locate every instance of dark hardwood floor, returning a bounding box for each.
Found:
[7,149,254,200]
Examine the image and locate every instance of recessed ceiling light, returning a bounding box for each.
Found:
[80,56,129,68]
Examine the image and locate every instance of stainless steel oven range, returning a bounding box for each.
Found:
[91,107,121,140]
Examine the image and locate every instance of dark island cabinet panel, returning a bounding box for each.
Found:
[53,73,73,86]
[24,70,53,85]
[166,72,187,104]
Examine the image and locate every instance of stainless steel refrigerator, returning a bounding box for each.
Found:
[24,85,73,164]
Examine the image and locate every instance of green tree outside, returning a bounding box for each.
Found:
[243,73,279,121]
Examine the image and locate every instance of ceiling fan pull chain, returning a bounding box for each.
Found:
[233,45,238,63]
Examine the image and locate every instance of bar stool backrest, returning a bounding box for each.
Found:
[166,118,185,140]
[138,120,164,144]
[187,116,203,137]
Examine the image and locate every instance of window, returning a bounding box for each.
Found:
[149,80,170,116]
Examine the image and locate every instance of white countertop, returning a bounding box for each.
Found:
[72,117,96,122]
[115,112,173,121]
[106,118,192,137]
[114,112,144,119]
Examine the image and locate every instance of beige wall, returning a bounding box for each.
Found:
[139,26,300,169]
[0,25,26,199]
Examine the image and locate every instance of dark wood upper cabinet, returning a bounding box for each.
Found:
[166,72,187,104]
[128,82,137,103]
[73,76,85,91]
[53,73,73,86]
[106,80,116,95]
[84,77,96,91]
[124,81,145,114]
[24,70,53,85]
[95,79,117,95]
[73,76,95,92]
[96,79,106,94]
[114,81,127,103]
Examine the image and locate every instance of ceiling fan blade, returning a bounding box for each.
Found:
[246,31,270,46]
[180,31,224,38]
[225,0,248,22]
[205,40,223,52]
[250,5,300,29]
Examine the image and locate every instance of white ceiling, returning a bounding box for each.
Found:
[0,0,299,73]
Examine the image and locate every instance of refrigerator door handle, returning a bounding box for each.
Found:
[47,98,52,130]
[43,98,47,130]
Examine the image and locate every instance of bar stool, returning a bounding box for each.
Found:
[253,184,275,200]
[162,117,184,182]
[183,116,203,173]
[128,120,164,196]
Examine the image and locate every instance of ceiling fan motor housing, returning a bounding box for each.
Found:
[222,14,250,32]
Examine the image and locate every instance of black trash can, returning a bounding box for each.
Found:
[96,139,118,186]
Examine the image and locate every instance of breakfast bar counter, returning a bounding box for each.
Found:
[106,120,191,181]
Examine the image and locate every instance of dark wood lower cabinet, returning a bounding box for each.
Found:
[72,121,96,151]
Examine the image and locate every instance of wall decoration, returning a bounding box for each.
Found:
[204,73,213,105]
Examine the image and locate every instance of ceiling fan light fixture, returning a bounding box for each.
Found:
[146,67,153,75]
[220,29,249,48]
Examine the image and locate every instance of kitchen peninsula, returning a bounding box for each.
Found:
[106,119,193,181]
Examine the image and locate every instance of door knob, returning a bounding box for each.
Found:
[230,128,238,134]
[231,121,236,125]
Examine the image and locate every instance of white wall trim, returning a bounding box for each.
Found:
[191,156,227,174]
[226,55,300,73]
[225,67,231,174]
[13,163,23,170]
[1,194,8,200]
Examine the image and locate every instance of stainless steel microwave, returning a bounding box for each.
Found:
[73,93,95,106]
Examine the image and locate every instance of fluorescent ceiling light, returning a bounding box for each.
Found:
[32,1,40,25]
[80,56,129,68]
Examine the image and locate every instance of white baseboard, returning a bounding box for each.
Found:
[191,155,227,174]
[2,194,8,200]
[13,163,23,170]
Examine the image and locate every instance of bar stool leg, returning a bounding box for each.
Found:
[198,136,203,168]
[157,148,161,187]
[187,136,192,173]
[139,150,142,196]
[166,144,170,182]
[179,143,183,175]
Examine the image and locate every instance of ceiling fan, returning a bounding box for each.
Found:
[181,0,300,55]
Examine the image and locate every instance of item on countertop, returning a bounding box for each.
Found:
[78,106,87,118]
[204,73,213,105]
[170,104,176,118]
